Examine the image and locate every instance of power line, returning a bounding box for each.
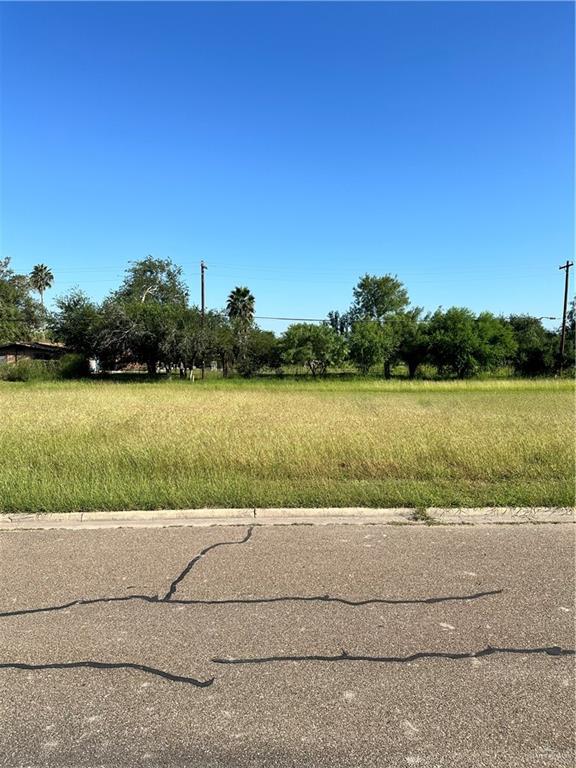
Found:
[255,316,324,323]
[210,263,550,276]
[15,261,558,276]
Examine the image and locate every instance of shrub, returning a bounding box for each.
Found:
[57,353,91,379]
[0,359,58,382]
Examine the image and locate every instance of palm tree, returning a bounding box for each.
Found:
[226,286,255,368]
[226,286,255,326]
[29,264,54,307]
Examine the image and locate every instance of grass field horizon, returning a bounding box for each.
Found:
[1,377,573,513]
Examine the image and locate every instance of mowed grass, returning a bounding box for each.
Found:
[0,378,573,512]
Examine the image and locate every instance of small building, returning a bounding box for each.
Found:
[0,341,68,365]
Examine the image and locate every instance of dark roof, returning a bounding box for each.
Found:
[0,341,68,354]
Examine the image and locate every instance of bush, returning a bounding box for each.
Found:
[0,354,91,381]
[0,359,58,382]
[57,354,91,379]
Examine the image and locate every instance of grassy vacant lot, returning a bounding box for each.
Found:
[0,378,573,512]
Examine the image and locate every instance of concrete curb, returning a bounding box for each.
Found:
[0,507,573,530]
[428,507,575,524]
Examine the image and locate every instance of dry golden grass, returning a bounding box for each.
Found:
[0,378,573,511]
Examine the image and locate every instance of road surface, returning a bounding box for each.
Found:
[1,523,574,767]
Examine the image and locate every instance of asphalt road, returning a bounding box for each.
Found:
[0,523,574,767]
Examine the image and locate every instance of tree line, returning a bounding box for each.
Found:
[1,256,573,378]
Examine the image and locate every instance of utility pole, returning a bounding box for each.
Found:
[200,261,207,379]
[559,260,573,372]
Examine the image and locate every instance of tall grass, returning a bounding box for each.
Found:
[0,378,573,512]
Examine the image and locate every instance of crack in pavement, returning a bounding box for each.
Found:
[0,595,159,618]
[1,528,573,688]
[0,589,504,619]
[161,526,254,601]
[0,526,258,620]
[0,660,214,686]
[212,645,576,665]
[1,528,255,687]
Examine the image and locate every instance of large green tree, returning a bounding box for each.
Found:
[96,256,190,373]
[50,289,100,357]
[114,256,189,305]
[0,258,43,342]
[428,308,516,378]
[351,274,409,322]
[475,312,517,372]
[348,319,384,375]
[282,323,346,377]
[508,315,557,376]
[94,299,183,374]
[166,306,203,375]
[396,309,430,379]
[210,313,236,378]
[237,329,282,377]
[169,307,228,377]
[428,308,479,378]
[349,274,410,377]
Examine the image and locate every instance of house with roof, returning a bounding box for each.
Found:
[0,341,68,365]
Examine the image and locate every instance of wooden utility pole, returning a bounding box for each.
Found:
[559,260,573,371]
[200,261,207,379]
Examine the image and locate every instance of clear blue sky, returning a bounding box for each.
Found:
[1,1,573,331]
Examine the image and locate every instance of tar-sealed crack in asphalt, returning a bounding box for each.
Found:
[1,526,574,687]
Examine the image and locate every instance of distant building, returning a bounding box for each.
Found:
[0,341,68,365]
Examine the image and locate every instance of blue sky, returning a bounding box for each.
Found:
[0,1,573,331]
